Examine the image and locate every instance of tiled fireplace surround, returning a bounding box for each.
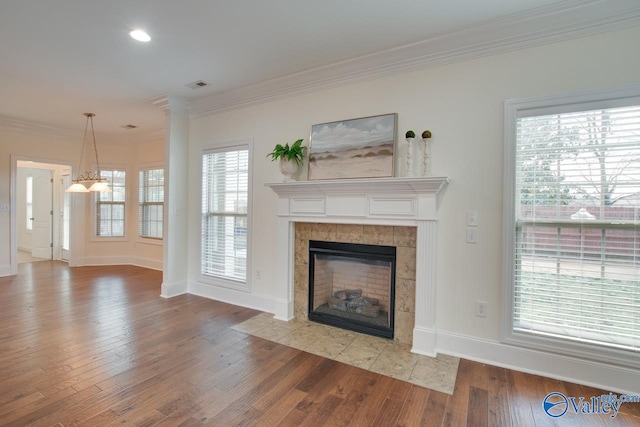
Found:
[267,177,448,356]
[295,223,416,345]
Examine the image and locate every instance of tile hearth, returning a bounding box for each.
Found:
[232,312,459,395]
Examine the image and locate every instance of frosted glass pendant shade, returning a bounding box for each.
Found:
[66,183,89,193]
[88,181,111,192]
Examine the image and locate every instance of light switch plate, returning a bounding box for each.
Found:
[467,210,478,226]
[466,227,478,243]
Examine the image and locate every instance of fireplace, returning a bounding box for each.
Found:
[308,240,396,339]
[267,177,448,356]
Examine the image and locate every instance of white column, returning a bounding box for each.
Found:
[412,220,438,356]
[154,96,190,297]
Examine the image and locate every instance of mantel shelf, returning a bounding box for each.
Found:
[266,176,449,196]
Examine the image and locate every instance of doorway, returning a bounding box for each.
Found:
[16,160,71,264]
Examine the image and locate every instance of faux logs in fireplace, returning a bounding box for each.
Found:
[308,240,396,339]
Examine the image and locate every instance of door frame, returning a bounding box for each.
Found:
[10,156,75,274]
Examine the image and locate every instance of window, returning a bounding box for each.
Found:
[138,168,164,239]
[96,170,126,237]
[504,87,640,364]
[201,145,249,286]
[26,176,33,231]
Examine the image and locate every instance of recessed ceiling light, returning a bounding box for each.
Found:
[130,30,151,42]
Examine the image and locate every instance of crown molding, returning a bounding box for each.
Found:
[190,0,640,118]
[150,95,189,116]
[0,115,82,140]
[0,114,165,144]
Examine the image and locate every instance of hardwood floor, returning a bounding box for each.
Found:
[0,262,638,426]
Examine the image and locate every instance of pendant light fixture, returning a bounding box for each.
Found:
[66,113,111,193]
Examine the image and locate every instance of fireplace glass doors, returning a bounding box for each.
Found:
[308,240,396,339]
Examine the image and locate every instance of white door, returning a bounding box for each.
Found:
[60,173,71,261]
[32,170,53,259]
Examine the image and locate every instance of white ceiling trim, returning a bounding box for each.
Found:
[0,115,81,140]
[189,0,640,118]
[0,114,165,144]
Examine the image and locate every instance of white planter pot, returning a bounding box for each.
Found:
[280,158,300,181]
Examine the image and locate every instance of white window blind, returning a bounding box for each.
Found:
[513,104,640,354]
[201,147,248,283]
[96,170,126,237]
[138,168,164,239]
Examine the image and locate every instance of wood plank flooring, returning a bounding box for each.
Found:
[0,261,638,426]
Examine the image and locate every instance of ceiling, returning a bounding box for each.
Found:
[1,0,639,138]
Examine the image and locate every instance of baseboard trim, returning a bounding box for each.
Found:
[0,264,12,277]
[131,256,163,271]
[412,326,437,357]
[273,298,294,321]
[75,256,162,271]
[437,331,640,395]
[75,256,131,266]
[188,280,274,314]
[161,280,188,298]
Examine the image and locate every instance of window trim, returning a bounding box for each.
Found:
[502,84,640,368]
[198,138,253,292]
[91,166,129,242]
[137,163,164,245]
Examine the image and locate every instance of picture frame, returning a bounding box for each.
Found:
[308,113,397,180]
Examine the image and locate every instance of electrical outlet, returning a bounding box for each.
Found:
[0,204,9,212]
[476,301,488,317]
[256,269,262,280]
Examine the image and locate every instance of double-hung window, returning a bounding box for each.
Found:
[201,144,250,288]
[504,87,640,365]
[138,168,164,239]
[96,169,126,237]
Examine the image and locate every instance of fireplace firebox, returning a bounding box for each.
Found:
[308,240,396,339]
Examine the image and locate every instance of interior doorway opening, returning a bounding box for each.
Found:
[15,160,72,265]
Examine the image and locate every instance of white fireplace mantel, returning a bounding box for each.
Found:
[266,176,449,357]
[267,176,448,224]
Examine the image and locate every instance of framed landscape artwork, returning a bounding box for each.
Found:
[308,113,397,180]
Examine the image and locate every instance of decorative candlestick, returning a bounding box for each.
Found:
[405,131,415,176]
[421,130,432,176]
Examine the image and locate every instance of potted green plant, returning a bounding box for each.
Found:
[268,139,306,181]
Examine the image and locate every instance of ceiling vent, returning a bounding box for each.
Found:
[186,80,208,89]
[122,124,138,130]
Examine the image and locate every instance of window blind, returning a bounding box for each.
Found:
[138,168,164,239]
[514,105,640,352]
[96,170,126,237]
[201,148,249,282]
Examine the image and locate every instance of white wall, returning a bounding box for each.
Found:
[0,129,165,274]
[185,26,640,392]
[79,136,165,270]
